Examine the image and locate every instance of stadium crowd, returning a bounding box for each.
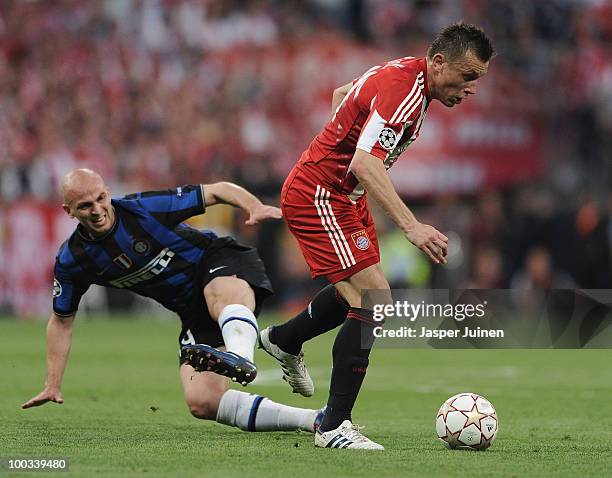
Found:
[1,0,611,316]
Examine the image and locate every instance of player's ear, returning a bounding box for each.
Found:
[62,204,74,218]
[431,53,447,72]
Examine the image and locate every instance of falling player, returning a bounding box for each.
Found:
[23,168,323,434]
[259,22,495,449]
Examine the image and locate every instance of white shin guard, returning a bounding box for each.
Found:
[216,389,317,432]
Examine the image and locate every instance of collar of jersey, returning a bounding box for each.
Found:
[419,57,432,101]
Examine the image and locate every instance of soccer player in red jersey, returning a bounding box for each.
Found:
[260,23,495,449]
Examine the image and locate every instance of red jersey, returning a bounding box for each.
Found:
[297,56,431,200]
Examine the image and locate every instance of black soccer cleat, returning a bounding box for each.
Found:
[181,344,257,386]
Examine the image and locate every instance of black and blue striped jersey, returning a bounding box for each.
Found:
[53,185,218,317]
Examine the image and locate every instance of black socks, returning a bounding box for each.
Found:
[269,285,348,355]
[269,288,378,433]
[319,308,377,432]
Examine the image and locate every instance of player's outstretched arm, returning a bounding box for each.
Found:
[22,312,75,409]
[203,182,282,225]
[349,149,448,264]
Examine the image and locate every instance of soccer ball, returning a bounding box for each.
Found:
[435,392,499,450]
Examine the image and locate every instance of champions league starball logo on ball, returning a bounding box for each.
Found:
[378,128,397,150]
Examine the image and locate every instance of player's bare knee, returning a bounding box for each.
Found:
[187,398,219,420]
[336,264,390,307]
[204,277,255,320]
[180,363,228,420]
[185,385,225,420]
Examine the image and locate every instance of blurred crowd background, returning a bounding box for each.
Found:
[1,0,611,317]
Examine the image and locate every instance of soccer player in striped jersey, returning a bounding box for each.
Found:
[22,168,324,434]
[259,23,494,449]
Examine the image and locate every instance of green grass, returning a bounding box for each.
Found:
[1,316,611,477]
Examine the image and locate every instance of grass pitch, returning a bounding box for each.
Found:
[2,316,611,477]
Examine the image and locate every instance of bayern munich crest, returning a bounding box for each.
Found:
[378,127,397,150]
[351,230,371,251]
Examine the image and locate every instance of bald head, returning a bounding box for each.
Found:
[61,169,106,206]
[61,169,115,237]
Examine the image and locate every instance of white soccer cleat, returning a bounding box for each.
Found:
[315,420,384,450]
[258,326,314,397]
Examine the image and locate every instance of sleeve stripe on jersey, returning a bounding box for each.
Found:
[389,72,424,124]
[355,109,387,154]
[398,89,424,124]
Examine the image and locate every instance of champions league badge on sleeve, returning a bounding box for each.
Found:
[378,128,398,150]
[53,278,62,298]
[351,230,371,251]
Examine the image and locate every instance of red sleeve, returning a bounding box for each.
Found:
[356,71,425,160]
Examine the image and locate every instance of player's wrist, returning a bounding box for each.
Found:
[246,201,263,214]
[399,217,419,233]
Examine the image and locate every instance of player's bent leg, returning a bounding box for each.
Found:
[180,363,229,420]
[204,276,256,320]
[334,263,390,308]
[205,277,258,362]
[180,363,322,432]
[260,286,348,397]
[182,277,259,384]
[265,285,349,355]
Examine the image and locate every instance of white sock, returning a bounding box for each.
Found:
[216,389,318,432]
[218,304,258,362]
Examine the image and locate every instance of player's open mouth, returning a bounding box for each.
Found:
[91,216,106,226]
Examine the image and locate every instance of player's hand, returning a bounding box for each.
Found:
[404,222,449,264]
[21,388,64,409]
[245,204,282,225]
